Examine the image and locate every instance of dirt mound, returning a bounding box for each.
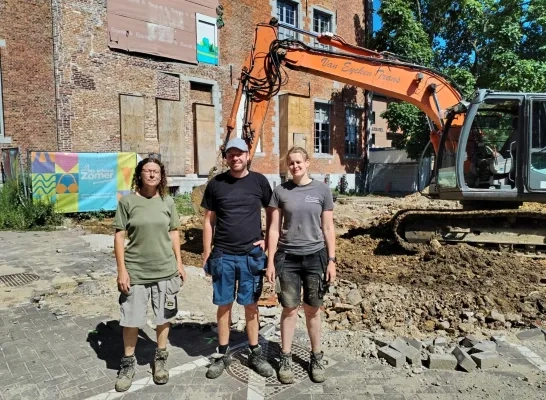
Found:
[331,232,546,337]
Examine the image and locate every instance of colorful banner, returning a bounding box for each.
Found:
[31,152,136,213]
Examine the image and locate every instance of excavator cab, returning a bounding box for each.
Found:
[433,90,546,204]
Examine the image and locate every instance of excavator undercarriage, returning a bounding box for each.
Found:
[393,208,546,255]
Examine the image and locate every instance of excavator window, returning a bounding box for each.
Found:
[528,100,546,190]
[463,99,520,190]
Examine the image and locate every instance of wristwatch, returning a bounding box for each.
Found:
[328,256,336,263]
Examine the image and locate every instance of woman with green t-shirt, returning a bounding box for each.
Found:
[112,157,186,392]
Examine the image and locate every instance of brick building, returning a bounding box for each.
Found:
[0,0,391,192]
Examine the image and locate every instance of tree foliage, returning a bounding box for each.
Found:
[371,0,546,160]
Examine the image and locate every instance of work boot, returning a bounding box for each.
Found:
[153,348,169,384]
[278,352,294,384]
[309,351,326,383]
[115,355,136,392]
[206,348,232,379]
[248,345,274,377]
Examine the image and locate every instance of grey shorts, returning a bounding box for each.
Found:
[119,274,182,328]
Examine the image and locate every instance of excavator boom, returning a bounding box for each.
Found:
[220,20,546,254]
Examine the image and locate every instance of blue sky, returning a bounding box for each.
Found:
[372,0,382,32]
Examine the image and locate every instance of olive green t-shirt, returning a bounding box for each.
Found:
[113,194,180,285]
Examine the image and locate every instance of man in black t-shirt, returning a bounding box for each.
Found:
[201,137,274,379]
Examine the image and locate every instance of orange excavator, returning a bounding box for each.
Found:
[222,18,546,251]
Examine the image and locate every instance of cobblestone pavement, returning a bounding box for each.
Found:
[2,230,546,399]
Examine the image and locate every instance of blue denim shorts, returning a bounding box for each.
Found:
[205,246,266,306]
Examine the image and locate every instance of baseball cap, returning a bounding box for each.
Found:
[225,137,249,152]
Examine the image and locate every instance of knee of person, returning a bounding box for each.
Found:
[217,303,233,313]
[282,306,299,317]
[303,304,321,318]
[244,303,258,314]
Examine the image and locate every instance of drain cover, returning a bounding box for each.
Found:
[0,273,40,287]
[226,340,335,397]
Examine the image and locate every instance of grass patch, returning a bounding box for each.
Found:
[174,193,194,216]
[0,179,62,230]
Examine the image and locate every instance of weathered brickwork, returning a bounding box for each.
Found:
[1,0,372,178]
[0,0,57,153]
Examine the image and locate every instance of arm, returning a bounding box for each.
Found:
[202,210,216,268]
[265,207,281,283]
[170,229,186,282]
[321,210,336,283]
[114,230,130,294]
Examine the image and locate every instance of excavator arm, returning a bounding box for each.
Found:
[225,20,464,162]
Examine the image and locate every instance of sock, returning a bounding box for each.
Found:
[218,344,229,354]
[249,344,259,351]
[157,348,166,351]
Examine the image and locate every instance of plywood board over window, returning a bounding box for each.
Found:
[119,94,146,153]
[194,103,216,175]
[158,99,185,176]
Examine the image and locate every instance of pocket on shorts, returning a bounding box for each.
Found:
[207,249,223,281]
[118,286,132,305]
[164,275,181,319]
[247,246,267,276]
[273,251,285,273]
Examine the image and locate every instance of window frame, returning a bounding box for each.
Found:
[313,102,331,155]
[311,8,334,49]
[345,106,363,158]
[277,0,299,40]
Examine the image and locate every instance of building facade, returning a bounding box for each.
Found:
[0,0,390,192]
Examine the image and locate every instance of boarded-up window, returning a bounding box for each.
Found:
[119,94,146,153]
[158,99,185,176]
[194,103,216,175]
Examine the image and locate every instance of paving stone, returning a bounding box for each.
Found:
[427,354,457,370]
[459,335,480,348]
[378,346,405,368]
[452,346,477,372]
[403,336,424,350]
[517,328,546,341]
[389,337,421,365]
[468,341,497,354]
[471,351,502,369]
[434,337,448,347]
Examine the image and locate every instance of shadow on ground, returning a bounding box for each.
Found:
[86,320,252,371]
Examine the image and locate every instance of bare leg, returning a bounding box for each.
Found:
[303,304,321,353]
[123,327,139,356]
[217,304,233,346]
[280,307,299,353]
[244,303,259,346]
[156,322,170,349]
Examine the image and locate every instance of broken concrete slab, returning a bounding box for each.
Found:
[403,336,424,351]
[452,346,477,372]
[434,337,448,347]
[459,335,480,348]
[427,354,457,370]
[378,346,405,368]
[471,351,502,369]
[468,341,497,354]
[389,337,421,365]
[516,328,546,342]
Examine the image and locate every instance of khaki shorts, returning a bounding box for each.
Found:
[119,274,182,328]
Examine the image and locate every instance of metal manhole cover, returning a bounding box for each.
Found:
[226,339,336,397]
[0,273,40,287]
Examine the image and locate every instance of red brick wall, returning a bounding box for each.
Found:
[0,0,57,153]
[1,0,369,177]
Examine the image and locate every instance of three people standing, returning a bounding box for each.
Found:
[113,142,336,389]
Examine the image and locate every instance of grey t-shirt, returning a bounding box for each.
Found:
[268,179,334,255]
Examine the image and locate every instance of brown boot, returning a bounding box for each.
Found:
[153,348,169,384]
[115,355,136,392]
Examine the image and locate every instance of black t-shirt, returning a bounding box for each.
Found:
[201,171,272,254]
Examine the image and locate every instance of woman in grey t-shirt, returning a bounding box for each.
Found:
[266,146,336,384]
